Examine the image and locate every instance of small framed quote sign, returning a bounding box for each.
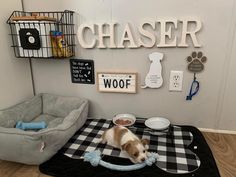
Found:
[70,59,95,84]
[97,72,137,93]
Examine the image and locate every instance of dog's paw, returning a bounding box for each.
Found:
[129,157,137,164]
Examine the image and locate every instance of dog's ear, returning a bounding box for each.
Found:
[141,139,150,146]
[122,141,131,151]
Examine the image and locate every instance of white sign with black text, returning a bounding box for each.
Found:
[97,72,137,93]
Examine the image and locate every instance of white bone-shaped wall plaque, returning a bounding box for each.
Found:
[142,52,164,89]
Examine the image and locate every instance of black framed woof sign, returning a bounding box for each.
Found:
[70,59,95,84]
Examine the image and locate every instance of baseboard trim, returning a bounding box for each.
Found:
[199,128,236,135]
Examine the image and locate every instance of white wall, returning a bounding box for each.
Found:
[218,6,236,131]
[23,0,236,130]
[0,0,33,109]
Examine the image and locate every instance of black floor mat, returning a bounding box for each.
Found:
[39,126,220,177]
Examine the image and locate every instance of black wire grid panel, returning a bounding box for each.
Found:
[7,10,75,59]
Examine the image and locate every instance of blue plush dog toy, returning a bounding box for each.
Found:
[84,150,158,171]
[16,121,47,130]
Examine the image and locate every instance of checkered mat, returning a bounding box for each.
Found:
[61,119,201,174]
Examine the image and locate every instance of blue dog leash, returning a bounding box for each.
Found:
[186,73,200,100]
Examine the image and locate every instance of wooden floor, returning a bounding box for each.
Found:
[0,132,235,177]
[202,132,236,177]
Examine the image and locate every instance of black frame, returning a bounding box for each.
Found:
[70,59,95,84]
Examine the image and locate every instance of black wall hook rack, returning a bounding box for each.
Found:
[7,10,76,59]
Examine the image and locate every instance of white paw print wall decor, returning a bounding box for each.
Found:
[142,52,164,89]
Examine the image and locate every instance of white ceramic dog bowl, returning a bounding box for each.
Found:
[145,117,170,130]
[113,114,136,126]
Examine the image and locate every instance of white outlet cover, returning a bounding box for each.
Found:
[169,70,183,91]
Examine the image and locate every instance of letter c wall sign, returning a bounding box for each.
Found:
[97,72,137,93]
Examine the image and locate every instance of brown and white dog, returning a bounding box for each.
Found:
[100,125,149,163]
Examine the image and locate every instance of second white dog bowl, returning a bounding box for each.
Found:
[145,117,170,131]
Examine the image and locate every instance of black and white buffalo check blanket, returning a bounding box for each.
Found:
[61,118,201,174]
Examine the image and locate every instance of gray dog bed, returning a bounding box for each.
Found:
[0,93,88,165]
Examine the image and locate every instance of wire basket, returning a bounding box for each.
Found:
[7,10,75,59]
